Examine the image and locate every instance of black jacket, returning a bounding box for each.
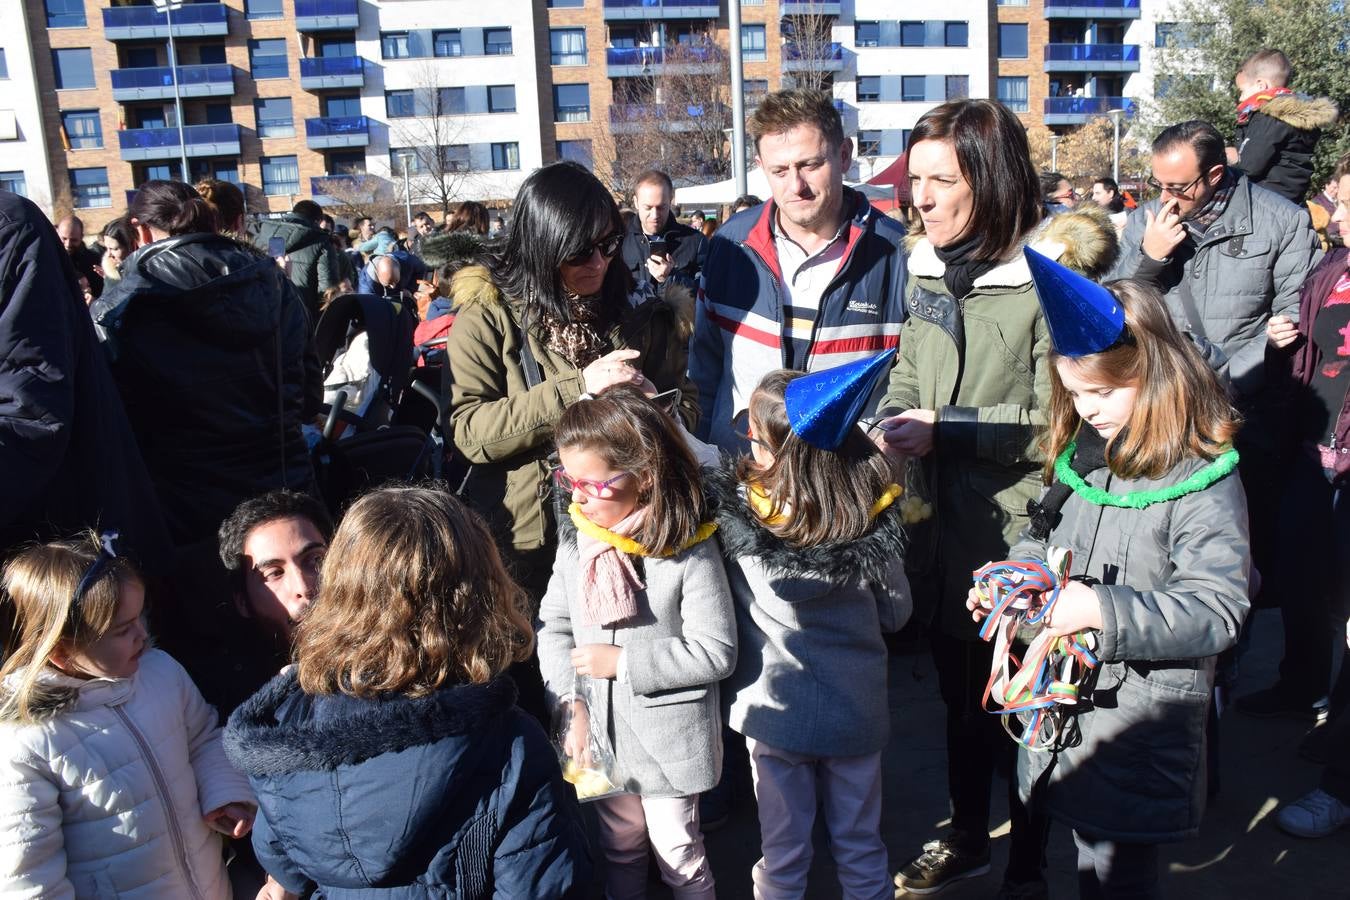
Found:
[0,190,171,562]
[620,213,707,300]
[1236,93,1339,204]
[224,672,592,899]
[91,233,319,546]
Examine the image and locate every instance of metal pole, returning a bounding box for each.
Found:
[728,0,747,196]
[1110,108,1123,184]
[161,0,189,181]
[1050,134,1060,171]
[401,153,412,231]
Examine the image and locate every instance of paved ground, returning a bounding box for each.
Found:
[674,608,1350,899]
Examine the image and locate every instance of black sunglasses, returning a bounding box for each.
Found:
[563,232,624,267]
[1145,171,1207,198]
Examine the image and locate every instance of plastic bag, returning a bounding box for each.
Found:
[554,674,624,803]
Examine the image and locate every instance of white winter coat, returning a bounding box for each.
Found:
[0,649,254,899]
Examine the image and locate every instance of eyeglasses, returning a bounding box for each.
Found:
[562,232,624,267]
[731,409,769,449]
[1145,172,1207,199]
[552,467,633,499]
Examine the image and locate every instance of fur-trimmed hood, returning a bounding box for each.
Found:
[0,666,132,724]
[906,204,1119,286]
[224,669,517,778]
[704,462,907,585]
[1260,93,1339,131]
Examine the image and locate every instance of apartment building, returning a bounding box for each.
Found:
[0,3,56,215]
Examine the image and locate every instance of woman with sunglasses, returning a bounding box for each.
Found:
[447,162,699,719]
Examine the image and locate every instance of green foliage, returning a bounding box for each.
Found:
[1147,0,1350,193]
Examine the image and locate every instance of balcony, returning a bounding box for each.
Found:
[608,101,726,133]
[783,41,844,72]
[294,0,359,32]
[311,174,362,204]
[1043,0,1141,18]
[299,56,365,90]
[605,45,719,77]
[602,0,720,20]
[102,3,229,41]
[1043,96,1136,125]
[1044,43,1140,72]
[305,115,369,149]
[118,123,241,162]
[781,1,842,13]
[110,64,234,102]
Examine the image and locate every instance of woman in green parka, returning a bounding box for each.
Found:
[875,100,1119,898]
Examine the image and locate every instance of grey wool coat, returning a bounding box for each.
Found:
[709,466,913,758]
[537,519,736,798]
[1011,454,1251,843]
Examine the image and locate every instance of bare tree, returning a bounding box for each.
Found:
[387,63,473,216]
[312,173,404,226]
[780,3,839,93]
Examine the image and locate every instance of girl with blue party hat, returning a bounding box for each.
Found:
[710,352,914,900]
[968,251,1251,897]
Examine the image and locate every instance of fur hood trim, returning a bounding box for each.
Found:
[704,462,907,584]
[906,205,1119,286]
[224,670,518,778]
[449,263,507,309]
[1260,94,1339,131]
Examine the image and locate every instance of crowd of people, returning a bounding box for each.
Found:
[2,43,1348,900]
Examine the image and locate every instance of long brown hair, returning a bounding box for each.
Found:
[294,486,533,698]
[555,384,708,554]
[1,534,140,724]
[738,370,900,548]
[1043,279,1240,482]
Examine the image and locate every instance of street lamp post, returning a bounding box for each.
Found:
[154,0,189,182]
[1049,134,1061,171]
[1108,108,1125,184]
[728,0,747,197]
[398,152,413,231]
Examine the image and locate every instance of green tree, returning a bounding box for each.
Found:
[1147,0,1350,194]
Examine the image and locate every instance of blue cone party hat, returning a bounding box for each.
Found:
[1024,246,1125,357]
[785,349,897,450]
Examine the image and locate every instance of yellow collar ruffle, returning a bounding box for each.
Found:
[569,503,717,557]
[747,482,903,525]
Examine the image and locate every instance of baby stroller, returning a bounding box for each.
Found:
[311,292,436,511]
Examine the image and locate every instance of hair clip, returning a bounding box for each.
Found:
[71,531,120,612]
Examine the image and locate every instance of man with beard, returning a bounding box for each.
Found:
[689,89,909,450]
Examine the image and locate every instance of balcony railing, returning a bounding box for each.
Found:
[605,44,718,74]
[110,64,234,102]
[117,123,242,161]
[1043,96,1136,122]
[102,3,229,40]
[299,56,365,89]
[1044,43,1140,69]
[305,115,370,148]
[609,102,724,121]
[784,41,843,61]
[602,0,720,20]
[781,1,841,12]
[294,0,359,31]
[1044,0,1141,16]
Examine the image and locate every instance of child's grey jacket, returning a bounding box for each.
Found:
[538,519,736,798]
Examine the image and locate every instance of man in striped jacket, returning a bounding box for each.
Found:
[689,89,908,449]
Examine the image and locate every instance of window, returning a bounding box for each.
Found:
[857,76,880,103]
[549,0,585,6]
[945,75,969,100]
[999,24,1028,59]
[385,90,415,118]
[382,32,411,59]
[557,139,593,168]
[491,142,520,171]
[998,0,1030,5]
[742,25,767,62]
[0,171,26,196]
[70,168,110,209]
[245,0,284,20]
[327,151,366,175]
[438,87,466,115]
[855,22,880,48]
[901,76,927,102]
[318,38,357,58]
[141,163,178,183]
[551,28,587,66]
[250,39,288,79]
[198,44,227,65]
[389,149,424,175]
[0,49,7,79]
[134,108,167,129]
[1155,22,1208,49]
[485,28,513,56]
[325,95,361,118]
[52,48,95,90]
[61,111,102,149]
[204,103,232,125]
[255,97,294,138]
[901,22,926,47]
[261,155,299,196]
[45,0,86,28]
[189,159,239,183]
[997,76,1029,112]
[945,22,969,47]
[433,30,462,58]
[554,83,590,122]
[857,130,882,157]
[125,47,158,68]
[444,145,470,172]
[488,85,516,114]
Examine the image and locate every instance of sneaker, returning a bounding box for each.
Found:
[893,839,991,895]
[1235,687,1329,721]
[1276,788,1350,838]
[994,878,1050,900]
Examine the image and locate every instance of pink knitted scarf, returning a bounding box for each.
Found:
[576,508,646,627]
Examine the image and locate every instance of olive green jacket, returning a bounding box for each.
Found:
[877,208,1118,638]
[447,266,699,561]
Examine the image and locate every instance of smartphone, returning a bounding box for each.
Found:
[647,236,669,257]
[268,236,286,258]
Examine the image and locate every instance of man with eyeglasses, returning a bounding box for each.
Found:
[1108,119,1322,720]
